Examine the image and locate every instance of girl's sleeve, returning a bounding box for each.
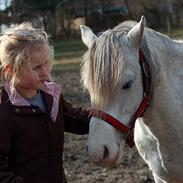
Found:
[61,96,91,135]
[0,119,25,183]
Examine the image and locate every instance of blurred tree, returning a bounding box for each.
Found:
[10,0,68,37]
[3,0,183,37]
[123,0,133,19]
[0,0,10,10]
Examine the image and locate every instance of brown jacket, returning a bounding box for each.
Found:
[0,82,91,183]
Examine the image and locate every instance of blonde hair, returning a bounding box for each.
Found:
[0,22,54,93]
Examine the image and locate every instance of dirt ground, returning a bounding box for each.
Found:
[52,63,154,183]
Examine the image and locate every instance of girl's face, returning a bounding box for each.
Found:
[16,44,52,98]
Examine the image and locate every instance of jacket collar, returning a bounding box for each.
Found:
[5,81,61,122]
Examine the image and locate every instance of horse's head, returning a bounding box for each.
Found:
[80,16,146,166]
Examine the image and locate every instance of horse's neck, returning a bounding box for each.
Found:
[143,29,183,90]
[135,29,183,178]
[144,29,183,69]
[142,29,183,137]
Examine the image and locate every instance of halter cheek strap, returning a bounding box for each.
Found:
[89,49,153,148]
[89,108,135,147]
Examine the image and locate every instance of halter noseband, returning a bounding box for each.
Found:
[89,48,153,148]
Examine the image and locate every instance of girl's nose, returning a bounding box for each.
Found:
[40,66,49,77]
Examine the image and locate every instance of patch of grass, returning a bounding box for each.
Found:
[52,58,81,73]
[53,38,86,60]
[171,28,183,39]
[158,28,183,39]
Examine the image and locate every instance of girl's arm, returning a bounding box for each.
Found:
[62,97,91,135]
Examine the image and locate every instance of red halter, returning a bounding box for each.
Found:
[90,49,153,148]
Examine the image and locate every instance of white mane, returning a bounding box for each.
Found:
[81,30,126,108]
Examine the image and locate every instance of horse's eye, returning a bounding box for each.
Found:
[122,81,133,89]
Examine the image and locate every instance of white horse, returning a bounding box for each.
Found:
[80,16,183,183]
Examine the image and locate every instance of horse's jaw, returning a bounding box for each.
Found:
[87,117,125,166]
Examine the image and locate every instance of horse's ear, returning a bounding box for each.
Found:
[127,16,146,51]
[80,25,97,49]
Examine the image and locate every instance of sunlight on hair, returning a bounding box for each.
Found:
[0,22,54,94]
[81,30,125,109]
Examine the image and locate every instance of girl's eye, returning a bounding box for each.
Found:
[45,61,49,65]
[32,66,41,70]
[122,81,133,89]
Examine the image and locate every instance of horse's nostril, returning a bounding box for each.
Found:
[103,146,109,160]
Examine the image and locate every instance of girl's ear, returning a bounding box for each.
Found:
[5,64,13,77]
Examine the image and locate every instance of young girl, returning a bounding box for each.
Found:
[0,23,91,183]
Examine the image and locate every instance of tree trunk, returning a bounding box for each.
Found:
[84,0,88,25]
[123,0,133,19]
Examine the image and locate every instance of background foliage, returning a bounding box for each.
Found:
[0,0,183,38]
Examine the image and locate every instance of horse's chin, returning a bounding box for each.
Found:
[89,143,124,167]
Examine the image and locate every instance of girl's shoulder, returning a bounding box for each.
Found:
[0,97,11,123]
[0,83,3,104]
[0,91,2,104]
